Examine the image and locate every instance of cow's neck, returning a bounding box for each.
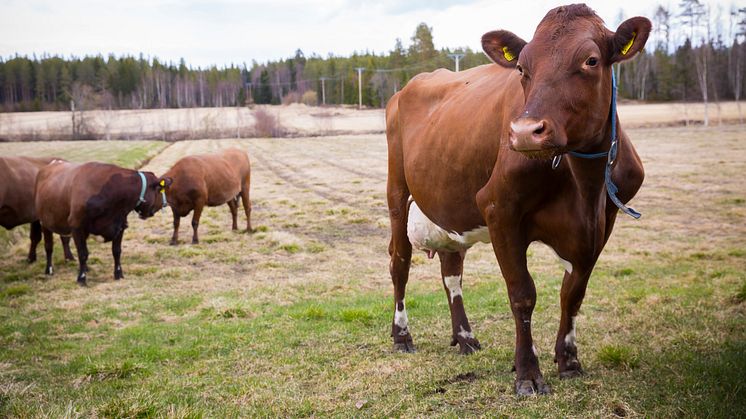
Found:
[566,117,616,201]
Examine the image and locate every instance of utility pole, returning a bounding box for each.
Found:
[354,67,365,109]
[447,53,465,72]
[320,77,328,105]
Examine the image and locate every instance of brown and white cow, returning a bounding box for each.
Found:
[163,148,252,245]
[0,156,74,263]
[35,161,171,285]
[385,4,650,395]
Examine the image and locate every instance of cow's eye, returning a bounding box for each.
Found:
[585,57,598,67]
[516,64,524,76]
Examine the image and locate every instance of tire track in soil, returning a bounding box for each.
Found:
[250,144,387,246]
[250,144,356,205]
[292,150,387,183]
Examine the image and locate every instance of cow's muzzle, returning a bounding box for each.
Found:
[509,118,561,158]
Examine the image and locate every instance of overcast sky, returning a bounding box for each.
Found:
[0,0,740,67]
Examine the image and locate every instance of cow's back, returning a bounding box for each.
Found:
[390,64,523,232]
[35,161,78,234]
[166,152,241,208]
[0,156,58,228]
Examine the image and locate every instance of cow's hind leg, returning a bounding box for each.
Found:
[112,226,125,280]
[42,227,54,275]
[388,186,414,352]
[61,235,75,261]
[27,221,42,263]
[227,199,238,230]
[438,250,481,354]
[72,229,90,285]
[240,177,252,232]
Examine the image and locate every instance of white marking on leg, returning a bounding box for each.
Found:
[394,300,409,335]
[458,325,474,340]
[443,275,463,303]
[532,344,539,357]
[564,316,577,347]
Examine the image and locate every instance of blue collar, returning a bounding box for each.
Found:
[136,171,147,206]
[135,171,168,210]
[551,68,641,219]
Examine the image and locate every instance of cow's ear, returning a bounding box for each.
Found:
[482,30,526,68]
[608,17,651,63]
[157,176,173,189]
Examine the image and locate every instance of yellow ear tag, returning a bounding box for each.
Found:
[502,46,515,62]
[159,180,166,193]
[621,32,636,55]
[159,180,165,187]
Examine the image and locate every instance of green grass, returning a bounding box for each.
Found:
[1,128,745,416]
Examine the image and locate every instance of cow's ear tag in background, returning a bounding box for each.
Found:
[621,32,636,55]
[502,46,515,62]
[159,179,166,193]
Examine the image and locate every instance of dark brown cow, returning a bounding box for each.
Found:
[0,156,74,263]
[164,148,252,245]
[35,161,171,285]
[385,4,650,395]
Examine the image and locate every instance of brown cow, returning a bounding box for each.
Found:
[35,161,171,284]
[385,4,650,395]
[0,156,74,263]
[164,148,252,245]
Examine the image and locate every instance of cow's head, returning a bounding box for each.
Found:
[135,172,173,219]
[482,4,650,158]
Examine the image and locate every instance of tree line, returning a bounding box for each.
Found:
[1,1,744,114]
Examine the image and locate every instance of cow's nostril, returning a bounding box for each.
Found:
[533,122,546,136]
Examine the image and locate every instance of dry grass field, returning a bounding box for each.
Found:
[0,101,743,141]
[0,123,744,417]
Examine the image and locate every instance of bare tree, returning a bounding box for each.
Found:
[655,6,672,52]
[680,0,711,126]
[729,6,746,123]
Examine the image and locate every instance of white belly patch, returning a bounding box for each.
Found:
[406,201,490,253]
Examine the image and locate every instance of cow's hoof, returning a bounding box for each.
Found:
[451,336,481,355]
[64,255,76,262]
[27,255,36,264]
[559,369,584,379]
[515,378,551,396]
[393,342,416,353]
[191,239,199,245]
[77,279,87,287]
[559,361,584,379]
[114,270,124,280]
[45,266,54,275]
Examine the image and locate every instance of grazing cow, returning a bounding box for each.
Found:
[164,148,252,245]
[385,4,650,395]
[0,156,74,263]
[35,161,171,285]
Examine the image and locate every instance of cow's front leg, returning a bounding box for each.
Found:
[112,228,125,280]
[28,221,42,263]
[438,250,480,354]
[72,229,90,286]
[482,211,549,394]
[61,236,75,261]
[553,253,598,379]
[170,207,180,245]
[191,203,204,244]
